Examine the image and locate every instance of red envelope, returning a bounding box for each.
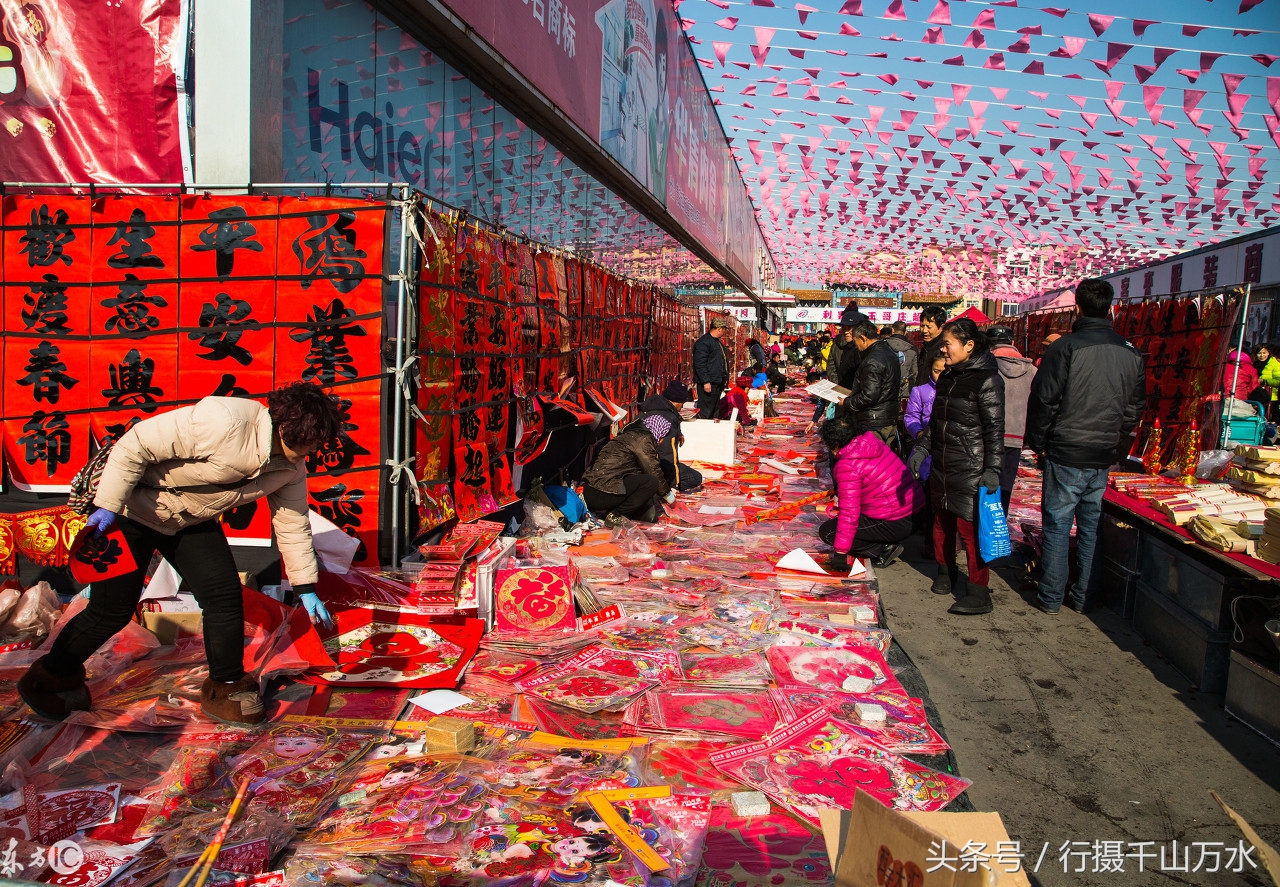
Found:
[69,526,138,583]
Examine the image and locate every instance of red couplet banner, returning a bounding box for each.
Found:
[0,0,187,183]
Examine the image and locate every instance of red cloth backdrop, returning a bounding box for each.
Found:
[0,192,388,564]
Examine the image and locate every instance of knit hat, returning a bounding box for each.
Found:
[752,373,768,389]
[661,380,692,403]
[642,414,672,441]
[710,317,731,330]
[839,302,867,327]
[987,325,1015,346]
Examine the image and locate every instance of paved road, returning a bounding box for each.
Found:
[879,538,1280,887]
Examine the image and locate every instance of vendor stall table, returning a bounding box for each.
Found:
[1102,489,1280,696]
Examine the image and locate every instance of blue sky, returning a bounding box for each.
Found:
[679,0,1278,293]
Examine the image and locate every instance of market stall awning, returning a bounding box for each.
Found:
[952,306,992,323]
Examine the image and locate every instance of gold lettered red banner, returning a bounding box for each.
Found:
[13,506,73,568]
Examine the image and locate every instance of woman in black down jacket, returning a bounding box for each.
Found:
[908,318,1005,616]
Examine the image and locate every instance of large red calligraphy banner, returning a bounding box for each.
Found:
[0,192,388,565]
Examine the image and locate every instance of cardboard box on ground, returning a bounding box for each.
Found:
[820,790,1031,887]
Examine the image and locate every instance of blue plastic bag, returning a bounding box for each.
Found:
[976,486,1012,562]
[543,484,587,525]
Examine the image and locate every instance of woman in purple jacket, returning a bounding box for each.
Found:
[818,414,925,570]
[904,354,946,480]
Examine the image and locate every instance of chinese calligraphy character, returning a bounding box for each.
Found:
[312,482,366,558]
[458,409,481,442]
[291,211,368,293]
[190,291,261,365]
[101,417,141,445]
[548,0,562,38]
[73,533,125,574]
[288,299,368,385]
[17,411,72,477]
[457,256,481,294]
[190,206,264,278]
[460,300,483,346]
[101,349,163,412]
[101,274,167,336]
[18,204,75,267]
[459,446,487,487]
[563,11,576,55]
[486,305,509,347]
[487,355,509,393]
[105,208,165,269]
[0,838,24,878]
[17,340,78,404]
[22,274,71,336]
[211,373,251,398]
[308,397,370,473]
[458,356,481,395]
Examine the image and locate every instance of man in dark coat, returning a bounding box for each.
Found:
[692,318,730,419]
[828,302,868,388]
[1025,279,1146,615]
[916,305,948,387]
[841,321,902,445]
[637,381,703,491]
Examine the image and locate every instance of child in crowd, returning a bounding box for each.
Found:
[904,353,946,482]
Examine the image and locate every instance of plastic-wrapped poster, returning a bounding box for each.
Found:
[600,623,691,653]
[193,720,382,828]
[516,645,681,689]
[649,690,781,740]
[644,741,740,794]
[766,617,892,654]
[488,742,629,807]
[765,645,906,697]
[313,610,482,688]
[674,620,769,653]
[1,783,121,843]
[523,670,654,714]
[695,803,832,887]
[710,708,970,827]
[306,753,489,854]
[769,689,951,756]
[678,652,771,687]
[32,837,154,887]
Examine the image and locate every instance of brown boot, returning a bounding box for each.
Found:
[200,675,266,726]
[18,656,91,721]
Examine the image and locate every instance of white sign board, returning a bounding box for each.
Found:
[785,307,923,324]
[786,307,840,323]
[703,305,755,322]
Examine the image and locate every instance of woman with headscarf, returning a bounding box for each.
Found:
[581,414,675,523]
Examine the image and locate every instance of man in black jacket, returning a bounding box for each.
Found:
[692,318,730,418]
[828,302,868,388]
[637,381,703,491]
[1025,278,1146,615]
[841,321,902,445]
[916,305,948,386]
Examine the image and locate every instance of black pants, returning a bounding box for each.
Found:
[583,474,660,520]
[48,516,246,682]
[819,513,918,557]
[660,460,703,492]
[696,385,723,419]
[998,446,1021,515]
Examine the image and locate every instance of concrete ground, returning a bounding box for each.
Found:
[879,537,1280,887]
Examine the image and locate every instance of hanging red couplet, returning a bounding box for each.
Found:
[2,195,94,490]
[88,195,181,442]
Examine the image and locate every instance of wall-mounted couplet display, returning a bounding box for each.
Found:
[0,192,389,564]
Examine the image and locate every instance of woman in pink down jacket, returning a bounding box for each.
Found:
[818,413,925,571]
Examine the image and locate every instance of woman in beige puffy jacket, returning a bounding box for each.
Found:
[18,383,343,727]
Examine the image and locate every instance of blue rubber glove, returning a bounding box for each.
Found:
[299,592,335,630]
[85,508,118,538]
[664,490,677,504]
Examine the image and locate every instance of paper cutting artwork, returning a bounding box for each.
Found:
[769,689,950,756]
[314,609,482,688]
[710,709,970,828]
[765,644,905,697]
[494,566,577,633]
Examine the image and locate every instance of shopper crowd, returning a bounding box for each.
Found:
[681,278,1147,619]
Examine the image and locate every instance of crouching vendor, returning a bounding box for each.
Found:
[19,383,344,727]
